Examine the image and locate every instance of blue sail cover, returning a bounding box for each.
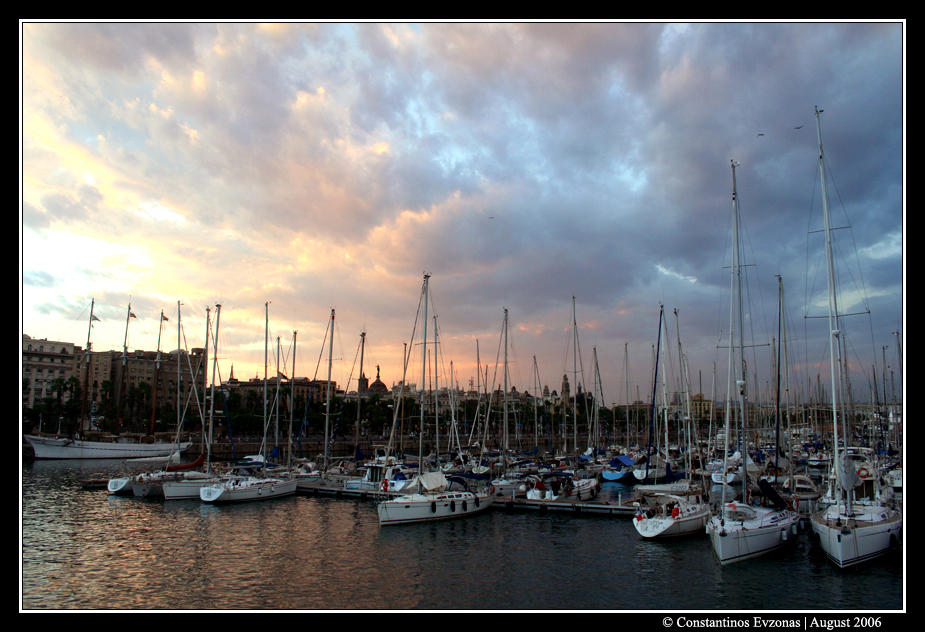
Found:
[610,455,635,467]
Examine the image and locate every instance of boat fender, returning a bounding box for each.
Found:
[462,501,468,511]
[450,501,456,512]
[857,467,870,479]
[381,479,389,492]
[474,497,480,508]
[431,501,437,513]
[490,485,496,495]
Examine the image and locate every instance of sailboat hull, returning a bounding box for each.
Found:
[26,435,191,460]
[377,491,493,525]
[635,509,710,538]
[162,474,222,500]
[707,507,800,565]
[199,477,297,503]
[811,504,902,568]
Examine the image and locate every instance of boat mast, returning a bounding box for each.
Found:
[434,314,440,468]
[177,301,182,437]
[79,298,97,434]
[774,276,783,475]
[731,159,749,505]
[324,308,335,473]
[719,161,743,520]
[533,355,540,450]
[150,309,166,435]
[276,335,281,451]
[624,342,630,449]
[263,302,269,460]
[208,305,221,472]
[201,306,211,454]
[355,331,365,454]
[675,309,693,476]
[120,302,134,430]
[290,329,296,470]
[503,308,509,461]
[645,304,664,482]
[419,274,430,478]
[815,105,850,512]
[572,296,579,455]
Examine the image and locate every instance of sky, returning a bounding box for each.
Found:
[20,21,905,408]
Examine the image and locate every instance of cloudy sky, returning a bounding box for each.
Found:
[21,21,904,407]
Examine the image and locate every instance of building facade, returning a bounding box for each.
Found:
[22,335,81,410]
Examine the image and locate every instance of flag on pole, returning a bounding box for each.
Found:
[162,314,169,321]
[91,314,101,321]
[130,311,137,318]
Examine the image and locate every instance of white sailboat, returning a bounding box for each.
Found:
[807,106,901,567]
[706,160,799,564]
[634,310,710,539]
[133,304,212,498]
[200,302,297,504]
[377,274,493,525]
[162,304,225,500]
[28,299,192,461]
[633,493,710,538]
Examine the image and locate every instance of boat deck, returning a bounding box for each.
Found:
[814,510,902,530]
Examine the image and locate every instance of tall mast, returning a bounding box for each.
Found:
[264,301,269,458]
[120,303,133,428]
[434,314,440,467]
[324,308,335,473]
[355,331,366,453]
[533,355,539,450]
[815,105,849,511]
[150,309,166,434]
[177,301,182,435]
[719,160,744,518]
[503,309,509,455]
[674,308,692,475]
[624,342,630,448]
[79,298,97,434]
[732,159,749,503]
[572,296,579,455]
[645,305,664,482]
[290,329,296,470]
[201,307,211,452]
[208,305,221,472]
[419,274,430,476]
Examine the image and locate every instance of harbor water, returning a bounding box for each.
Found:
[21,459,903,612]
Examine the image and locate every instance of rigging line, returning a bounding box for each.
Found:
[481,311,506,446]
[312,315,331,382]
[343,332,362,396]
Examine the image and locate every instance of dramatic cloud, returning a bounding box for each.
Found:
[21,21,904,405]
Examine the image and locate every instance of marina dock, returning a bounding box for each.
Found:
[294,478,642,517]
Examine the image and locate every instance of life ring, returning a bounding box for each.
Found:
[490,485,496,495]
[671,506,680,519]
[857,467,871,479]
[381,479,389,492]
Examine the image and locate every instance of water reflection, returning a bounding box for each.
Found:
[22,461,902,611]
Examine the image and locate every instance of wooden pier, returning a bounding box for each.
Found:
[294,478,641,517]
